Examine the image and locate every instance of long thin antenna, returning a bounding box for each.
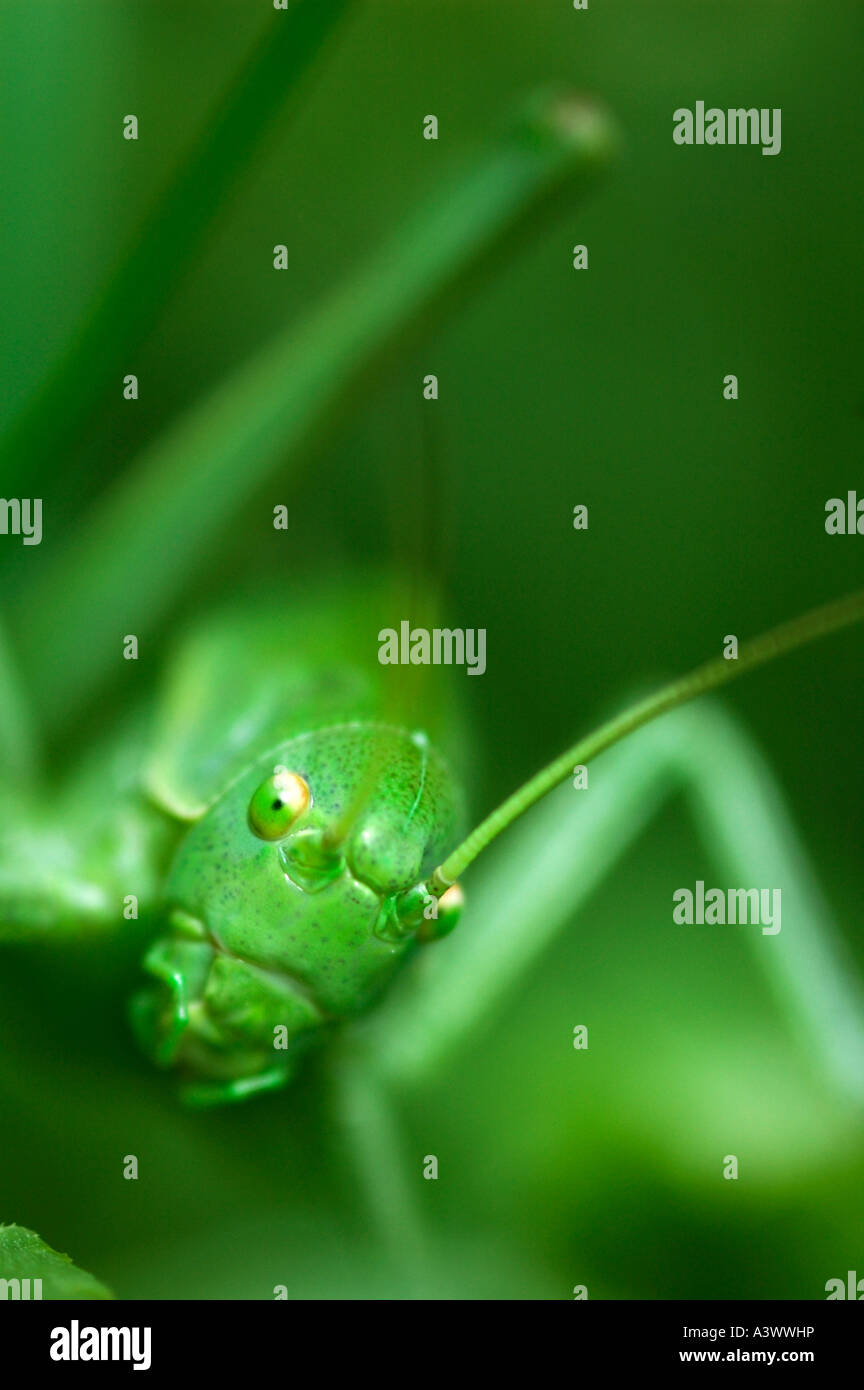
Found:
[429,588,864,893]
[325,369,446,853]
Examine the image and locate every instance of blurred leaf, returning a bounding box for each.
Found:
[0,1224,113,1300]
[0,0,355,491]
[13,92,616,727]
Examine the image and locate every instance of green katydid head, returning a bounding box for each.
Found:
[163,723,465,1017]
[133,719,467,1100]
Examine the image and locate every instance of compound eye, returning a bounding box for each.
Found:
[248,768,310,841]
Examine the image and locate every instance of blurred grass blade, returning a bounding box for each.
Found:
[0,1224,113,1299]
[0,616,38,784]
[332,1061,429,1297]
[367,702,864,1108]
[0,0,354,487]
[14,92,616,726]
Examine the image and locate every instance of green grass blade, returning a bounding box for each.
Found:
[0,615,38,785]
[0,0,354,487]
[14,92,615,726]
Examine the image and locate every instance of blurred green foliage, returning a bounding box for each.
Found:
[0,1224,113,1300]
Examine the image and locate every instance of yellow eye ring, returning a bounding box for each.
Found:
[248,768,310,841]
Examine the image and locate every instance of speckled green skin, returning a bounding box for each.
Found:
[125,585,465,1103]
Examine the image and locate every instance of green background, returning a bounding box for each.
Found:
[0,1,862,1299]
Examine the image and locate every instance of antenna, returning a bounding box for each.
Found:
[429,587,864,893]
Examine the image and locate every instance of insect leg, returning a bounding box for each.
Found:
[131,939,213,1066]
[331,1058,430,1297]
[366,700,864,1106]
[180,1067,293,1109]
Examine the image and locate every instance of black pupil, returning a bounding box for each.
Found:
[272,799,283,811]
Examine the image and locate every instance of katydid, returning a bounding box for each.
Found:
[0,53,859,1119]
[0,584,861,1108]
